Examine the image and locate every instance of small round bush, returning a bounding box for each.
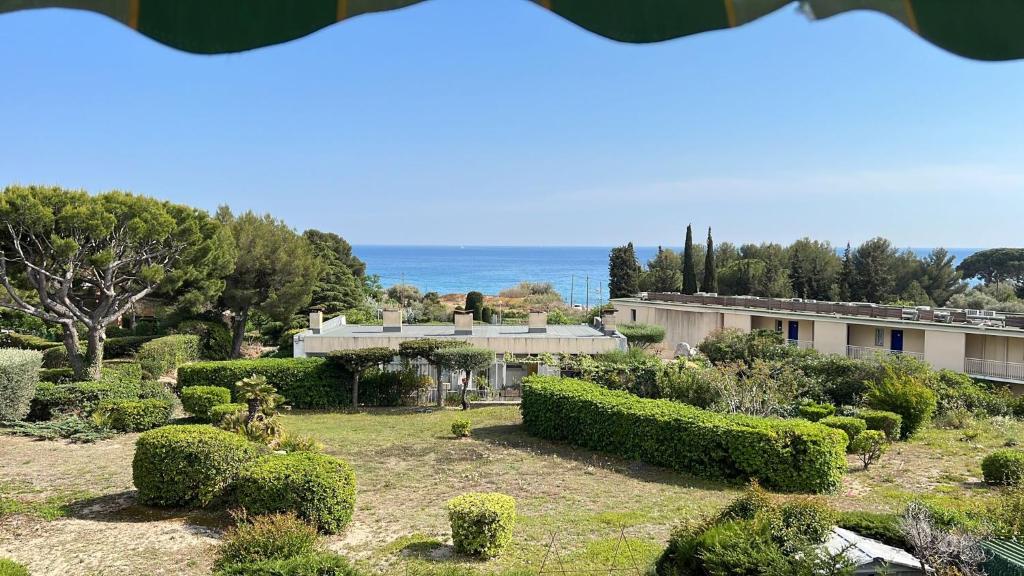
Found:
[717,481,774,522]
[850,430,889,470]
[779,497,836,544]
[451,418,471,438]
[133,424,261,507]
[180,386,232,421]
[236,452,356,534]
[798,402,835,422]
[983,449,1024,486]
[209,403,247,423]
[447,492,516,558]
[857,409,902,441]
[0,558,29,576]
[818,416,867,448]
[96,398,173,432]
[216,513,321,568]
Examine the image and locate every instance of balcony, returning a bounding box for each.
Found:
[845,345,925,362]
[787,339,814,350]
[965,358,1024,384]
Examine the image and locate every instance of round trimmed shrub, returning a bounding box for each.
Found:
[983,449,1024,486]
[181,386,232,421]
[209,403,248,423]
[0,348,42,421]
[236,452,356,534]
[798,402,835,422]
[96,398,172,432]
[857,409,902,441]
[779,497,836,544]
[451,418,471,438]
[133,424,261,507]
[818,416,867,448]
[446,492,516,558]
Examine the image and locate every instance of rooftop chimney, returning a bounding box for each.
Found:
[382,309,402,333]
[309,310,323,334]
[454,310,474,335]
[528,310,548,333]
[600,308,618,335]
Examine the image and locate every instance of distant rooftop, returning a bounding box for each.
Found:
[317,323,612,339]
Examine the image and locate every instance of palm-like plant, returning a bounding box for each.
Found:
[234,374,284,422]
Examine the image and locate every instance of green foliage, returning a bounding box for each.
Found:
[957,248,1024,286]
[214,552,361,576]
[562,349,664,399]
[836,510,907,549]
[989,485,1024,539]
[617,323,666,350]
[928,369,1012,417]
[433,347,495,373]
[452,418,471,438]
[176,320,233,360]
[398,339,463,361]
[326,348,396,372]
[133,424,262,507]
[864,366,937,438]
[237,452,357,534]
[856,408,902,441]
[40,346,68,369]
[447,492,516,559]
[29,367,143,420]
[37,368,73,383]
[850,430,888,470]
[464,291,485,321]
[0,558,28,576]
[657,361,730,408]
[303,229,367,315]
[178,359,349,409]
[220,209,320,357]
[608,243,640,298]
[640,247,683,292]
[797,402,835,422]
[0,332,61,350]
[359,366,429,407]
[521,376,847,493]
[103,335,158,359]
[0,348,42,421]
[983,449,1024,486]
[698,329,807,367]
[799,354,876,407]
[779,497,837,545]
[210,403,248,423]
[94,398,172,432]
[682,225,698,294]
[818,416,867,447]
[716,481,774,522]
[276,328,304,357]
[216,513,321,568]
[2,414,113,443]
[139,379,175,402]
[137,334,200,378]
[181,386,233,421]
[703,228,717,294]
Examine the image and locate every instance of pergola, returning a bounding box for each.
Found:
[2,0,1023,60]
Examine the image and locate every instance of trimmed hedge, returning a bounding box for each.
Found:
[983,450,1024,486]
[818,416,867,447]
[797,403,835,422]
[137,334,201,378]
[181,386,233,421]
[96,398,172,432]
[0,332,61,351]
[38,368,73,383]
[105,335,159,359]
[29,368,143,420]
[236,452,357,534]
[447,492,516,558]
[857,409,902,441]
[210,403,247,423]
[521,376,847,493]
[178,358,349,409]
[176,320,233,361]
[133,424,262,507]
[0,348,42,421]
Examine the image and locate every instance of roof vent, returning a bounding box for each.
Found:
[383,309,402,333]
[528,310,548,334]
[454,310,473,335]
[600,308,618,335]
[309,310,323,334]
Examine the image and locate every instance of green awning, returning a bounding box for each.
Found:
[2,0,1024,61]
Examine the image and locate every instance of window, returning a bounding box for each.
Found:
[875,328,885,347]
[630,309,637,322]
[775,320,783,333]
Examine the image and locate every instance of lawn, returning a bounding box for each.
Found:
[0,407,1018,575]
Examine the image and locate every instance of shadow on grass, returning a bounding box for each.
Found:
[471,423,732,491]
[66,490,232,533]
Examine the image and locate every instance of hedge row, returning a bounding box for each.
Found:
[29,362,144,420]
[95,398,173,432]
[0,348,43,421]
[177,359,350,409]
[0,332,62,351]
[138,334,201,378]
[521,376,847,493]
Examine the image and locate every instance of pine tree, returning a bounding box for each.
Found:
[838,243,854,301]
[682,224,698,294]
[703,227,717,293]
[608,243,640,298]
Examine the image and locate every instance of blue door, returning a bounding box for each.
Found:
[788,321,799,342]
[891,330,904,352]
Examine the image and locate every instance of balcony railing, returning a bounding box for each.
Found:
[787,339,814,350]
[845,345,925,362]
[965,358,1024,383]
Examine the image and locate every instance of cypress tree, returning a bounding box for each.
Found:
[682,224,698,294]
[839,243,854,301]
[703,227,717,293]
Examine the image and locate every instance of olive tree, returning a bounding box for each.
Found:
[398,338,464,407]
[0,186,233,380]
[433,347,495,410]
[327,347,396,407]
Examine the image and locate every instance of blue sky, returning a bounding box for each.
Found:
[2,1,1023,248]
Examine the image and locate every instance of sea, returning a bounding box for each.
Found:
[352,245,982,304]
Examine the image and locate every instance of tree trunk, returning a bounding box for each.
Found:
[352,372,360,409]
[63,323,104,381]
[230,307,249,359]
[85,326,105,380]
[435,364,443,408]
[460,370,471,411]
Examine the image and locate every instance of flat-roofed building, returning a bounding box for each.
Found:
[612,293,1024,388]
